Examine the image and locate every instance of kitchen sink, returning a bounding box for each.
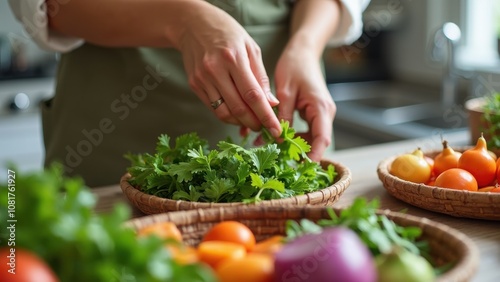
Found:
[355,96,430,109]
[413,115,468,129]
[330,80,469,149]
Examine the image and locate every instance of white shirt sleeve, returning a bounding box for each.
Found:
[329,0,371,46]
[7,0,83,53]
[8,0,369,52]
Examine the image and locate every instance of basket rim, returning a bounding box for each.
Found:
[120,158,352,211]
[377,148,500,220]
[124,205,479,282]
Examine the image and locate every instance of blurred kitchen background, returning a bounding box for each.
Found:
[0,0,499,177]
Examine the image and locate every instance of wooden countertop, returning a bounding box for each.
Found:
[93,130,500,282]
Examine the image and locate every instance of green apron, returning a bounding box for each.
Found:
[41,0,293,187]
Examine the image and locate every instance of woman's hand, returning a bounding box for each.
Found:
[272,0,340,161]
[176,3,282,138]
[274,47,336,162]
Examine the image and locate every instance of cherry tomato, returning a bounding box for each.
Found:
[425,178,436,187]
[202,221,256,252]
[478,186,496,192]
[458,135,496,187]
[389,148,431,183]
[136,222,183,242]
[0,248,59,282]
[197,241,246,269]
[166,245,199,265]
[434,168,478,191]
[491,187,500,193]
[216,253,274,282]
[252,235,285,255]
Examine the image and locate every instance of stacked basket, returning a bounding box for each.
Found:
[125,205,479,282]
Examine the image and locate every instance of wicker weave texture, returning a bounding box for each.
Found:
[377,148,500,220]
[125,205,479,282]
[121,159,352,214]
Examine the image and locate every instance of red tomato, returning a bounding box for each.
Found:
[202,221,256,252]
[0,248,59,282]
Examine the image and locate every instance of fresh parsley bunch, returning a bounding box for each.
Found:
[125,121,336,203]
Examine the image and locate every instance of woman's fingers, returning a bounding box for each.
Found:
[304,111,334,162]
[247,44,280,107]
[187,65,240,125]
[227,46,281,137]
[178,6,280,135]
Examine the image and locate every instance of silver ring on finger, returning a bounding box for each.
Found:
[211,98,225,110]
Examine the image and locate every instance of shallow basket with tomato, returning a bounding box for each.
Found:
[377,141,500,220]
[125,205,479,282]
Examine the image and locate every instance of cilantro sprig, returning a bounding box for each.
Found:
[125,121,336,203]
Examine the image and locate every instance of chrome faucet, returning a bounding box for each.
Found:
[431,22,463,108]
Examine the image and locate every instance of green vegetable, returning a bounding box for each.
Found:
[376,247,435,282]
[284,198,427,257]
[125,121,336,203]
[0,164,216,282]
[482,92,500,148]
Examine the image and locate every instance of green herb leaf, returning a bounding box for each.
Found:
[204,178,235,202]
[286,198,428,258]
[125,120,334,203]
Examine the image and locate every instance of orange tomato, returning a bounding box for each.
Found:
[425,178,436,187]
[496,158,500,184]
[424,156,435,170]
[478,186,496,192]
[433,140,461,176]
[489,150,498,160]
[136,222,183,242]
[216,253,274,282]
[458,135,496,187]
[251,235,285,255]
[491,187,500,193]
[202,221,256,252]
[434,168,478,191]
[197,241,246,269]
[389,148,431,183]
[166,245,199,265]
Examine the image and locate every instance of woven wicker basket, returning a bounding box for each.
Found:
[121,159,351,214]
[377,148,500,221]
[125,205,479,282]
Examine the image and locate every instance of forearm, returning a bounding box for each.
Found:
[288,0,341,58]
[46,0,212,48]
